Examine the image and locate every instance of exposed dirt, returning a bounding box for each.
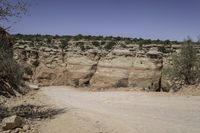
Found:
[0,90,65,133]
[39,86,200,133]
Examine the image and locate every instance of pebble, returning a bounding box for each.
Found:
[23,125,31,131]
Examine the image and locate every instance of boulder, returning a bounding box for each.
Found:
[23,124,31,131]
[1,115,23,131]
[112,49,133,56]
[147,48,162,59]
[28,84,40,90]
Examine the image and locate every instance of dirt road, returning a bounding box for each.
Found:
[39,86,200,133]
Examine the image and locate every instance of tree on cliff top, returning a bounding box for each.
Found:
[60,39,69,50]
[60,39,69,63]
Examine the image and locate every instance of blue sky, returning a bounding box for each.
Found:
[8,0,200,41]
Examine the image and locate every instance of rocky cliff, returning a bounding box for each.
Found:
[14,40,192,91]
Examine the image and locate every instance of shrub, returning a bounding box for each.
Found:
[85,45,92,50]
[138,44,143,50]
[104,41,116,50]
[92,41,100,47]
[47,38,52,44]
[0,49,24,97]
[120,43,127,48]
[115,78,128,88]
[164,40,200,85]
[79,45,85,51]
[59,39,69,62]
[0,28,24,97]
[60,39,69,50]
[158,45,167,53]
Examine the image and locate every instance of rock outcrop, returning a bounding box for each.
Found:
[1,115,23,131]
[14,40,178,91]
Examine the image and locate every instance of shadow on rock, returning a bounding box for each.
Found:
[0,105,9,121]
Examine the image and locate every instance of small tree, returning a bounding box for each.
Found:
[47,38,51,44]
[59,39,69,63]
[168,40,200,85]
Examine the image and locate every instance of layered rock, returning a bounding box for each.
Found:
[14,41,165,90]
[90,49,163,89]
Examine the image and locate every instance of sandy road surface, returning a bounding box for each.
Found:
[40,86,200,133]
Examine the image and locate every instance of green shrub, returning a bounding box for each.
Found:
[158,45,167,53]
[79,45,85,51]
[101,41,106,45]
[0,49,24,96]
[60,39,69,50]
[85,45,92,50]
[164,40,200,85]
[104,41,116,50]
[0,28,24,97]
[47,38,52,44]
[92,41,100,47]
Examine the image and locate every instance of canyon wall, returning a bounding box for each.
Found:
[14,40,185,91]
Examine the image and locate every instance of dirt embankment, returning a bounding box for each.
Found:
[0,89,65,133]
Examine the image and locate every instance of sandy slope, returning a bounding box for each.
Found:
[39,86,200,133]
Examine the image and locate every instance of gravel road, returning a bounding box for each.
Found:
[40,86,200,133]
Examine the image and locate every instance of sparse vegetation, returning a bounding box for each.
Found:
[47,38,52,44]
[12,34,189,46]
[0,0,29,97]
[164,39,200,85]
[92,41,100,47]
[0,29,24,97]
[104,41,116,50]
[60,39,69,62]
[158,45,167,53]
[79,45,85,51]
[139,43,143,50]
[0,53,24,96]
[60,39,69,50]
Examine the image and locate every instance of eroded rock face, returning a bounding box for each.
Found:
[14,41,165,90]
[90,52,162,89]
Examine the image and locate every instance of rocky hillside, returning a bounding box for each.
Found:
[13,38,200,91]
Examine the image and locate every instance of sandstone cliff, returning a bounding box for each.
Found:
[14,40,191,91]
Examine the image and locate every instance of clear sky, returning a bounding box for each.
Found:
[8,0,200,41]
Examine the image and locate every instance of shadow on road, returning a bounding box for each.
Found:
[0,104,66,121]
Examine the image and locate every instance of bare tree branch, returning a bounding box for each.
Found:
[0,0,28,28]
